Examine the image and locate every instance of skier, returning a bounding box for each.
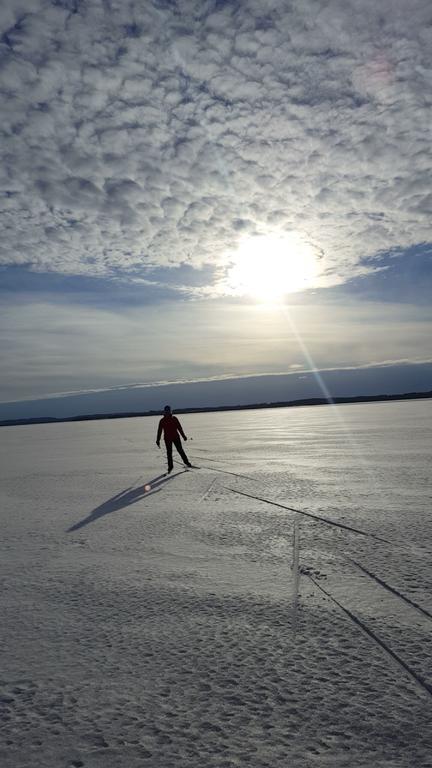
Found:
[156,405,192,473]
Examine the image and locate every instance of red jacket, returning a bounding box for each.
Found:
[157,415,186,442]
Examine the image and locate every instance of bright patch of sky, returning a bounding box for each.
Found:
[0,0,431,407]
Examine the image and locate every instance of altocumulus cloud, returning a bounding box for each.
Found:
[0,0,431,292]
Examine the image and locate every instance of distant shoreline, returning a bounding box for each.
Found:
[1,389,431,428]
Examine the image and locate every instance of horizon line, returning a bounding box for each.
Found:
[1,389,431,428]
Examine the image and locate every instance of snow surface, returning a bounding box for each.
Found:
[1,400,432,768]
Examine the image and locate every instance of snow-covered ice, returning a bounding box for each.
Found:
[1,400,432,767]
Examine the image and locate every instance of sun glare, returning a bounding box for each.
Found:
[226,233,319,302]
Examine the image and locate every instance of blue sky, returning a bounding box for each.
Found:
[1,0,431,417]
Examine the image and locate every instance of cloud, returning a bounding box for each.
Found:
[1,288,431,402]
[1,360,432,421]
[0,0,431,293]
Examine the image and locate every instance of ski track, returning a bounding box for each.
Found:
[346,557,432,624]
[218,482,432,648]
[224,486,390,543]
[307,575,432,700]
[200,469,432,711]
[180,455,432,642]
[191,462,256,482]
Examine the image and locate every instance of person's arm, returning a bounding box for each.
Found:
[156,419,163,445]
[175,417,187,440]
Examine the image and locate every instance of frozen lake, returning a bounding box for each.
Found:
[1,399,432,767]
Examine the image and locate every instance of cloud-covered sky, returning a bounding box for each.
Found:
[1,0,431,410]
[2,0,431,282]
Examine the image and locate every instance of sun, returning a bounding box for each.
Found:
[226,233,319,302]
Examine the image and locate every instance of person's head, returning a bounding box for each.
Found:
[163,405,171,414]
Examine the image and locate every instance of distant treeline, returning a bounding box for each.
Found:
[1,389,431,428]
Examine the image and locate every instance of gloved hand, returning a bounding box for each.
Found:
[184,436,188,441]
[156,441,160,447]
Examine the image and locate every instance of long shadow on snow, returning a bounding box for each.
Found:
[67,471,187,532]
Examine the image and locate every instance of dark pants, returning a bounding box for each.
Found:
[165,437,190,471]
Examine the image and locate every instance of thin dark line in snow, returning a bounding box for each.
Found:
[347,557,432,624]
[190,453,230,463]
[307,575,432,701]
[201,464,256,481]
[191,451,268,474]
[175,458,255,482]
[225,487,390,543]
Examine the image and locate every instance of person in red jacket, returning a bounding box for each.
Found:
[156,405,192,473]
